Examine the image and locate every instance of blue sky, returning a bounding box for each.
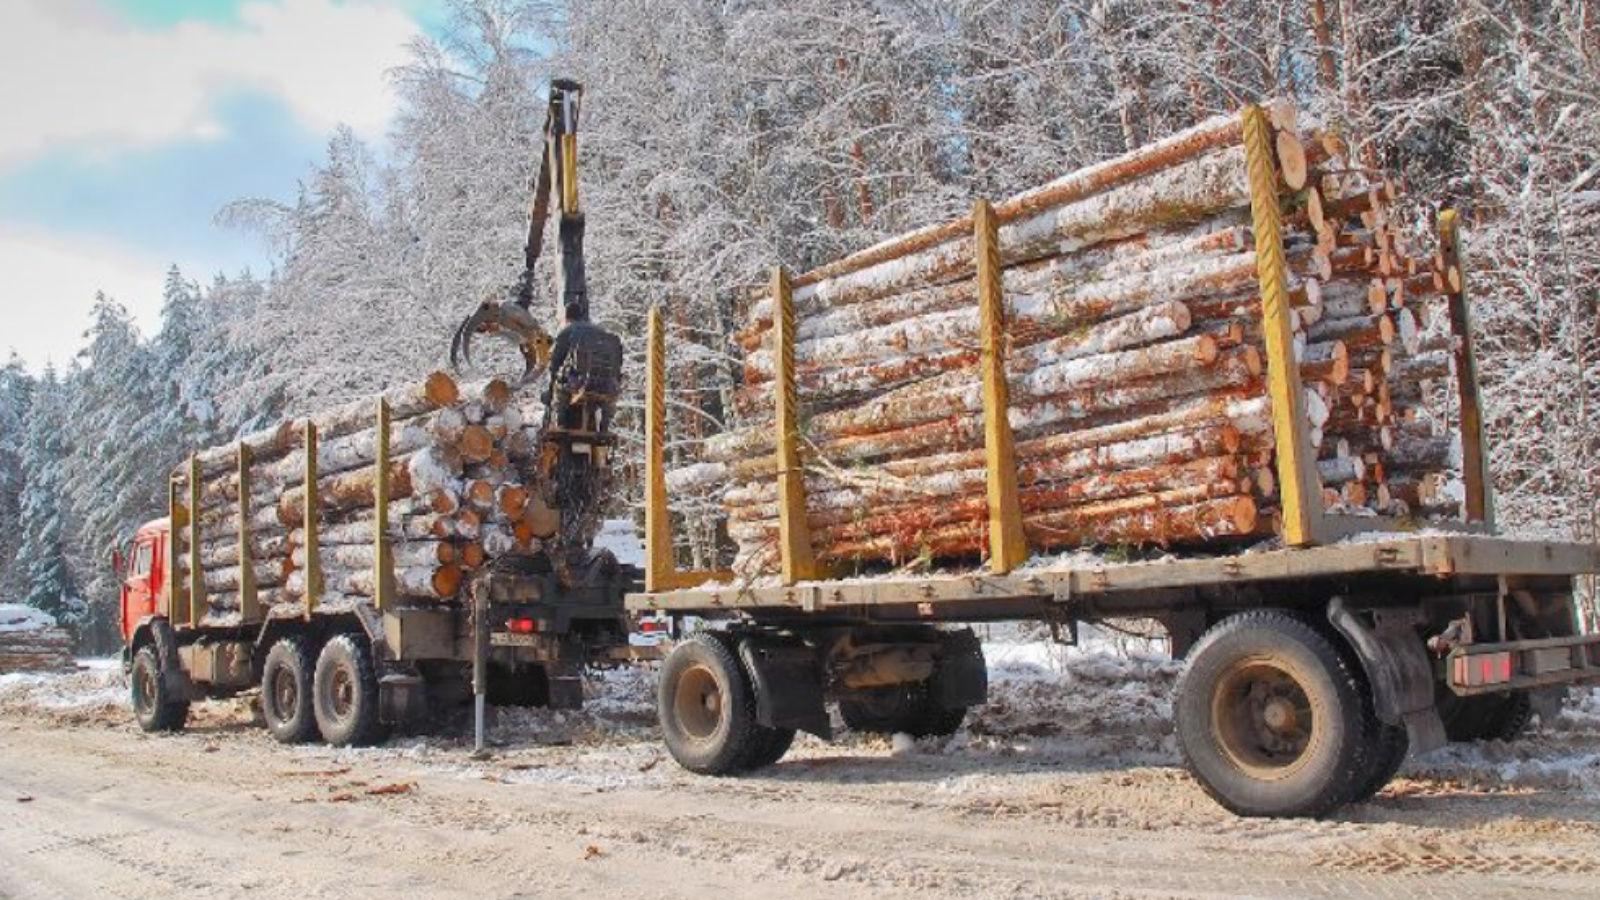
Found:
[0,0,449,373]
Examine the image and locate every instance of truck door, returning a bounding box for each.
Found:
[122,537,157,642]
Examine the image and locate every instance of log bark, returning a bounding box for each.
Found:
[276,460,415,527]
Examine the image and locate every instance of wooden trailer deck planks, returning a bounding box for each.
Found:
[626,534,1600,614]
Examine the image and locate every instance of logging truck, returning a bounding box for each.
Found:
[117,80,644,746]
[628,102,1600,818]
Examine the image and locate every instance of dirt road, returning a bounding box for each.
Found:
[2,646,1599,900]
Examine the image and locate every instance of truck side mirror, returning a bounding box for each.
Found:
[110,545,124,576]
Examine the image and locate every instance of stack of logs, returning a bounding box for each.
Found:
[668,100,1465,572]
[0,607,75,672]
[175,372,555,622]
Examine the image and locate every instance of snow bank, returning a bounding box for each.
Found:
[0,603,56,634]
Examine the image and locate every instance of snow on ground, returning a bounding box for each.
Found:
[0,659,125,724]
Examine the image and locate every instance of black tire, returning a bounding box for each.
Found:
[261,637,317,744]
[739,726,798,771]
[1175,610,1369,818]
[313,635,387,747]
[130,644,189,733]
[840,683,966,738]
[658,634,760,775]
[1440,689,1535,743]
[1350,723,1409,803]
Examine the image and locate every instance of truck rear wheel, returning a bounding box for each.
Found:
[261,637,317,743]
[1175,610,1368,818]
[131,644,189,733]
[659,634,759,775]
[313,635,386,747]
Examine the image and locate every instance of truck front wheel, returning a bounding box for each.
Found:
[1175,610,1368,818]
[131,644,189,733]
[658,634,759,775]
[313,635,386,747]
[261,637,317,743]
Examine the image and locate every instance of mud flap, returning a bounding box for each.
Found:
[931,628,988,710]
[148,619,198,701]
[1327,598,1447,754]
[738,638,830,738]
[379,673,426,726]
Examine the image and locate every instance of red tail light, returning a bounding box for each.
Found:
[507,617,538,634]
[1453,651,1514,687]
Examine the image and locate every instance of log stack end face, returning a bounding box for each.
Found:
[180,371,558,622]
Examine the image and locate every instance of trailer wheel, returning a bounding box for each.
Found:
[1175,610,1368,818]
[130,644,189,733]
[1440,690,1534,742]
[1350,723,1408,803]
[739,726,797,771]
[658,634,759,775]
[840,683,966,738]
[261,637,317,743]
[313,635,387,747]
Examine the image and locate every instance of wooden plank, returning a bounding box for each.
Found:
[187,455,203,627]
[644,305,675,592]
[374,398,395,612]
[1419,536,1600,577]
[1242,104,1322,546]
[237,443,260,622]
[974,198,1029,573]
[772,266,822,583]
[303,420,322,619]
[1439,210,1493,525]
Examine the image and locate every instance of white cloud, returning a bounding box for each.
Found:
[0,224,173,372]
[0,0,421,169]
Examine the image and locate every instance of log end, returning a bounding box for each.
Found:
[432,565,463,598]
[424,371,461,407]
[1275,132,1308,192]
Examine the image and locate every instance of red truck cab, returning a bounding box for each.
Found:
[119,518,171,645]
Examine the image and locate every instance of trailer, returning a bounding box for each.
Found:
[626,113,1600,816]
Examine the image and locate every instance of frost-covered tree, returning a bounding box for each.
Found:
[15,367,84,631]
[0,352,35,601]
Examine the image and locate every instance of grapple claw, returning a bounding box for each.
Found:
[450,296,554,384]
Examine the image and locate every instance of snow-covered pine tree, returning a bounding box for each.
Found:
[0,352,35,601]
[15,366,85,632]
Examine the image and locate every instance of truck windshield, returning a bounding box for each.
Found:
[134,542,153,577]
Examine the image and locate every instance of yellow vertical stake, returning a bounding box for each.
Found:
[237,443,260,622]
[374,399,395,612]
[187,455,203,626]
[644,305,674,592]
[773,266,821,584]
[167,472,184,624]
[303,421,322,619]
[1242,104,1322,546]
[974,199,1029,572]
[1438,210,1493,526]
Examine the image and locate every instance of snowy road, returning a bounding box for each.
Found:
[2,644,1599,900]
